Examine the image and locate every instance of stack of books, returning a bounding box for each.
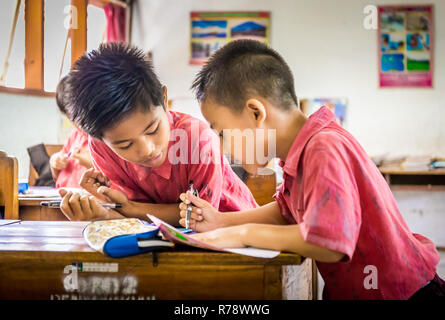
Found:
[430,158,445,169]
[401,155,432,171]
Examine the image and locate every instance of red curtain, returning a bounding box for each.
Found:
[104,3,127,42]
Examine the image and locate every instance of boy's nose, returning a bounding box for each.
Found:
[136,137,155,158]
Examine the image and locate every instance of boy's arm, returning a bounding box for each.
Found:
[219,201,288,226]
[122,200,182,226]
[77,169,182,225]
[178,192,287,232]
[192,223,345,263]
[49,151,68,181]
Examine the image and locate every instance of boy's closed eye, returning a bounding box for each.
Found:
[116,123,160,150]
[145,123,159,136]
[118,143,132,150]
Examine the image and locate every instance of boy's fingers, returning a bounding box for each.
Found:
[186,191,208,208]
[59,188,68,197]
[79,195,93,219]
[179,209,203,221]
[179,202,202,214]
[60,192,74,220]
[89,196,106,219]
[97,186,124,203]
[80,168,95,185]
[179,193,190,204]
[179,218,198,230]
[68,193,82,219]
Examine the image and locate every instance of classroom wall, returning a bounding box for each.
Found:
[0,1,106,179]
[1,0,444,176]
[131,0,445,158]
[0,93,61,179]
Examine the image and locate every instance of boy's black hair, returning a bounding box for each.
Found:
[191,40,298,112]
[55,75,70,115]
[67,42,164,139]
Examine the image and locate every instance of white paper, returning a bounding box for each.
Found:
[225,247,280,259]
[19,187,89,199]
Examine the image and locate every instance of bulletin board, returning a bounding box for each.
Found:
[378,5,433,88]
[190,11,270,65]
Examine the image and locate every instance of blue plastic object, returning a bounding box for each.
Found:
[103,228,172,258]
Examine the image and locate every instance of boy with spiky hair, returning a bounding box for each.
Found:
[59,42,258,224]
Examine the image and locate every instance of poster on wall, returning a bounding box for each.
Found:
[301,98,347,127]
[190,11,270,65]
[378,5,433,88]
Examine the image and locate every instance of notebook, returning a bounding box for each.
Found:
[147,214,280,259]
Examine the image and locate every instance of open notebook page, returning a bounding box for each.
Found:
[147,214,280,259]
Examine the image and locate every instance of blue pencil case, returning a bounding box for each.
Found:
[103,229,174,258]
[83,218,174,258]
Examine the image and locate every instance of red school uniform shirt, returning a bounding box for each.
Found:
[89,110,258,212]
[55,128,90,188]
[274,106,439,300]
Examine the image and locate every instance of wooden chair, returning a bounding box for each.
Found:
[0,151,19,219]
[28,144,63,186]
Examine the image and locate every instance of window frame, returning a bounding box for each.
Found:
[0,0,122,97]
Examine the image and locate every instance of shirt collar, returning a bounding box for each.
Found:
[149,109,174,180]
[280,106,337,177]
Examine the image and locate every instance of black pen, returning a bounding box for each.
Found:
[185,181,198,229]
[40,201,122,209]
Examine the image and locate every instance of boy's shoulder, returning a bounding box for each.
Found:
[169,110,217,144]
[303,124,360,164]
[306,125,348,150]
[169,110,209,131]
[69,127,89,144]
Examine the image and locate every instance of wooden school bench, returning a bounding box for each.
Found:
[0,151,19,220]
[0,220,316,300]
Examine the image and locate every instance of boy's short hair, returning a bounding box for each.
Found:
[67,42,164,139]
[192,40,298,112]
[55,75,70,115]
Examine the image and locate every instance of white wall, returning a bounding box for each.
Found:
[131,0,445,158]
[0,93,61,179]
[0,0,444,177]
[0,1,106,179]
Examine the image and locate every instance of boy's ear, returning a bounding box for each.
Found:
[162,86,168,109]
[245,99,266,127]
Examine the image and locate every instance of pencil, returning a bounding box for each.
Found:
[40,201,122,209]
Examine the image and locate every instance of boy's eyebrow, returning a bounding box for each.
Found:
[111,119,157,145]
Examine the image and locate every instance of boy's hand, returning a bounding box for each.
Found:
[58,189,113,221]
[50,151,69,171]
[79,168,112,201]
[71,147,93,169]
[79,168,131,213]
[178,191,226,232]
[190,224,249,248]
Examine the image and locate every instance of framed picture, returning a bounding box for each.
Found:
[190,11,270,65]
[378,5,433,88]
[300,98,347,127]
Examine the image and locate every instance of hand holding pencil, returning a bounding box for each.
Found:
[178,190,226,233]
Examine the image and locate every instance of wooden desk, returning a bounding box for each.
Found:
[0,221,313,300]
[379,166,445,186]
[19,198,67,221]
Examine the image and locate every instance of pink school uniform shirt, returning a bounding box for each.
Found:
[89,110,258,212]
[55,128,89,188]
[274,106,439,299]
